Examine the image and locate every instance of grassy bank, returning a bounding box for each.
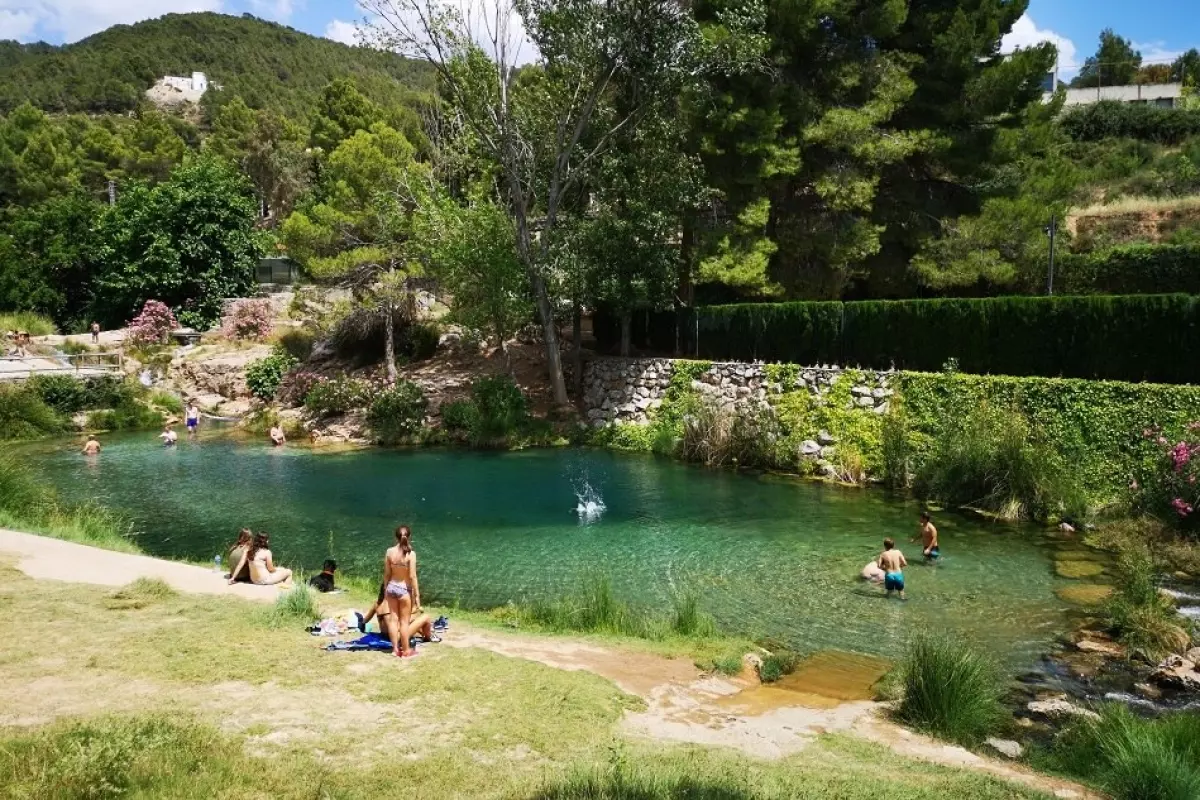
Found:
[0,563,1056,800]
[0,453,141,553]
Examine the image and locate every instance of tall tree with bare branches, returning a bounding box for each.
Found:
[360,0,704,405]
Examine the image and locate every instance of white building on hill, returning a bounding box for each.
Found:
[146,72,213,106]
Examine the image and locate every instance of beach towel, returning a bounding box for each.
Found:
[325,633,393,652]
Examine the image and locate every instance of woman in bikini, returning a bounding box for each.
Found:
[383,525,421,658]
[228,532,292,586]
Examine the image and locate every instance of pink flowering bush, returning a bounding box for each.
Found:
[126,300,178,346]
[220,298,273,341]
[1140,423,1200,531]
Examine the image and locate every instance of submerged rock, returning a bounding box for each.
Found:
[1055,560,1106,579]
[1055,584,1113,606]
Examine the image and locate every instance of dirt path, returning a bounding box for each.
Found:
[0,530,1099,799]
[0,529,284,602]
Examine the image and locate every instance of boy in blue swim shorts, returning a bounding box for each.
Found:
[917,512,940,562]
[877,538,908,600]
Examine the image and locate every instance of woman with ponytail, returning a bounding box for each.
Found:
[383,525,419,658]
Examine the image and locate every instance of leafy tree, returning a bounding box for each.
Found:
[415,191,530,356]
[207,97,311,220]
[0,194,103,328]
[1072,29,1141,89]
[1172,49,1200,88]
[362,0,710,405]
[310,79,384,155]
[91,155,262,328]
[282,123,428,383]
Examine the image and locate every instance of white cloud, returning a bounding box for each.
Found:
[324,18,358,46]
[1001,13,1078,77]
[249,0,297,24]
[0,0,223,44]
[0,8,39,39]
[1135,41,1184,67]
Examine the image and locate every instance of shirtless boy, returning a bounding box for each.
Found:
[81,434,100,455]
[916,511,940,562]
[878,538,908,600]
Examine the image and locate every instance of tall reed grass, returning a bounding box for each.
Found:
[896,633,1004,746]
[1050,705,1200,800]
[0,311,57,336]
[266,584,321,628]
[1107,542,1190,659]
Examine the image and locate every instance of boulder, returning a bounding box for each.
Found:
[1187,647,1200,663]
[1026,697,1101,721]
[800,440,821,457]
[872,387,893,399]
[851,385,872,397]
[984,738,1024,759]
[873,402,891,415]
[1075,636,1125,658]
[817,430,837,446]
[1134,682,1163,701]
[856,395,875,407]
[1150,655,1200,692]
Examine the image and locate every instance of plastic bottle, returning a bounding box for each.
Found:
[213,554,222,574]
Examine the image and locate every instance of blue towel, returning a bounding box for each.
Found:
[325,633,392,652]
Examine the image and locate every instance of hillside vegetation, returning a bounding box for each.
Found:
[0,12,434,117]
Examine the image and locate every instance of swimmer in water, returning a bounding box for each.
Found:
[81,434,100,455]
[877,537,908,600]
[915,511,940,562]
[159,425,178,446]
[269,425,286,447]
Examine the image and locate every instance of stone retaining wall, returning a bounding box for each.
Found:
[579,357,894,426]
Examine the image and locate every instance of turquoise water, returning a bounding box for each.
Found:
[33,434,1076,663]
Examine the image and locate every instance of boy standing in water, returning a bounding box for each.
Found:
[185,401,200,437]
[916,511,940,562]
[877,538,908,600]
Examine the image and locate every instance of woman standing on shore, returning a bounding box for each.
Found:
[382,525,419,658]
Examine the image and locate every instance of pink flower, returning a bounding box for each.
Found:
[1172,442,1192,472]
[1172,497,1194,517]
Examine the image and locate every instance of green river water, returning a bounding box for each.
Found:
[33,433,1082,664]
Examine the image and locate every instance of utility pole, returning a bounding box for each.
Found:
[1045,214,1057,295]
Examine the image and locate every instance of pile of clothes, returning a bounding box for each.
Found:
[323,616,450,652]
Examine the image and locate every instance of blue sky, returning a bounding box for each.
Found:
[1,1,1197,80]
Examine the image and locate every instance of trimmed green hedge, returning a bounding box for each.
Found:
[695,295,1200,383]
[899,372,1200,505]
[1060,101,1200,145]
[1056,245,1200,295]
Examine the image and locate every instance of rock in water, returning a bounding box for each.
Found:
[984,738,1024,759]
[1150,655,1200,692]
[1026,697,1101,721]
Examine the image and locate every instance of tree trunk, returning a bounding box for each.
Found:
[383,303,397,385]
[532,272,569,406]
[620,311,632,357]
[572,299,583,406]
[677,214,696,357]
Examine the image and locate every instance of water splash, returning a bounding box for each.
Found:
[1104,692,1161,711]
[574,479,606,523]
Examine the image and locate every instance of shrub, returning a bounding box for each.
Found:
[470,375,528,442]
[1107,543,1190,660]
[219,298,273,340]
[896,633,1004,746]
[914,402,1081,521]
[125,300,178,346]
[244,350,298,402]
[440,399,478,432]
[267,585,320,627]
[680,400,785,470]
[1060,101,1200,145]
[303,376,374,417]
[0,384,67,439]
[1050,705,1200,800]
[26,375,132,413]
[148,390,184,415]
[1057,244,1200,296]
[880,407,912,490]
[276,328,315,362]
[400,321,441,362]
[367,381,428,445]
[86,399,164,432]
[0,311,57,336]
[758,649,799,684]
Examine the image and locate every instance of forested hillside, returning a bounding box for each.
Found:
[0,13,434,116]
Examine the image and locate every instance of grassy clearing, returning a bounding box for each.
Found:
[1070,194,1200,219]
[1044,704,1200,800]
[0,310,57,336]
[895,633,1005,747]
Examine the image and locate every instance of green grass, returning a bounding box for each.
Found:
[758,649,800,684]
[0,452,141,553]
[0,384,68,440]
[1046,705,1200,800]
[266,583,321,627]
[0,310,57,336]
[1107,541,1190,660]
[148,389,184,415]
[895,633,1005,746]
[105,578,178,610]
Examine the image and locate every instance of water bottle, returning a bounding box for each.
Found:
[213,554,222,575]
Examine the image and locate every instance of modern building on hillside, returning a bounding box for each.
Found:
[145,72,214,105]
[1043,81,1184,108]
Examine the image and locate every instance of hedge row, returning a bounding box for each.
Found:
[688,295,1200,384]
[1060,101,1200,145]
[1055,244,1200,295]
